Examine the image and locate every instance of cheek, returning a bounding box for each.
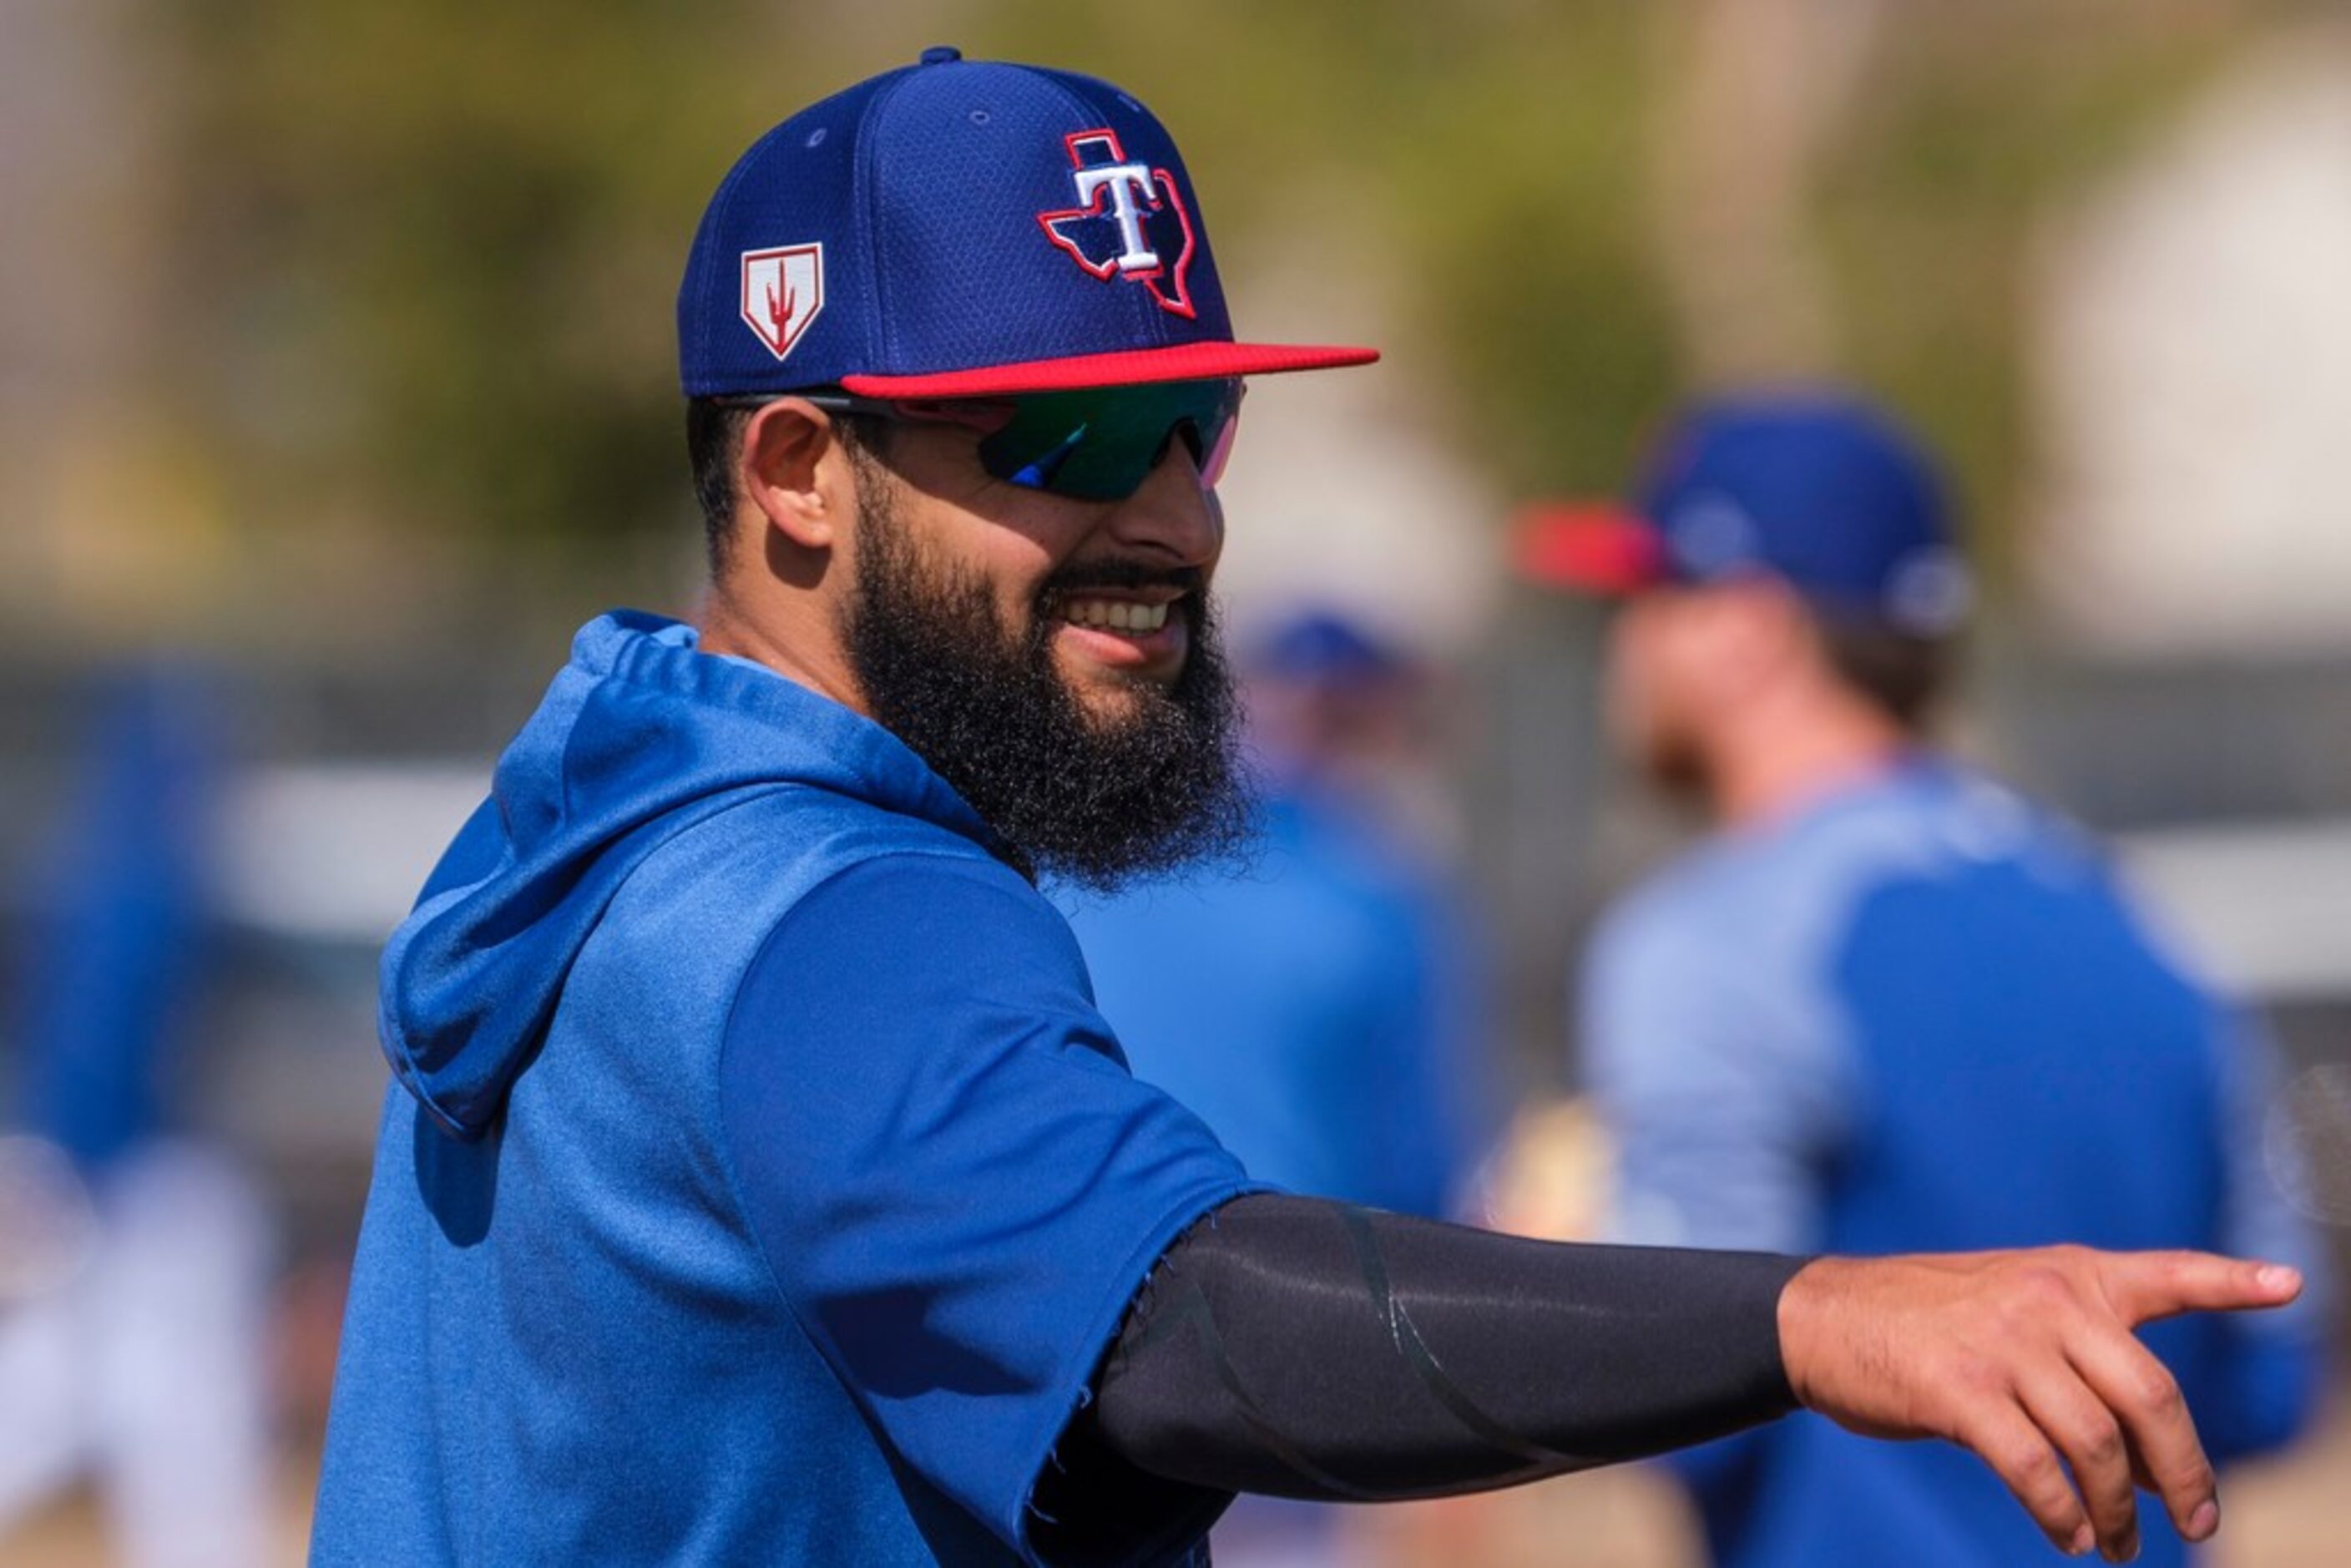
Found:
[1006,577,1048,635]
[937,530,1057,638]
[990,526,1090,628]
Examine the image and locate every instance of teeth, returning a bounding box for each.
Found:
[1059,598,1170,634]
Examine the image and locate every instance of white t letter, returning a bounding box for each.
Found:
[1073,163,1160,271]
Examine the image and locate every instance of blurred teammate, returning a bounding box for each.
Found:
[1534,391,2331,1567]
[0,666,273,1568]
[1066,609,1497,1568]
[315,54,2302,1568]
[1066,609,1494,1222]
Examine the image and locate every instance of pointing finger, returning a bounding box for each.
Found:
[2098,1252,2301,1327]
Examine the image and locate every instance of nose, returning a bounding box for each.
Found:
[1098,440,1225,574]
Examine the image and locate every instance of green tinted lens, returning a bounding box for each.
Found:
[978,379,1241,499]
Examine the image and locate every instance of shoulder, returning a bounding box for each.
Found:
[1856,766,2177,946]
[686,781,1004,874]
[588,788,1043,1019]
[786,843,1062,940]
[1609,766,2056,958]
[609,782,1013,933]
[1580,779,1972,1041]
[742,843,1090,1017]
[1871,762,2111,879]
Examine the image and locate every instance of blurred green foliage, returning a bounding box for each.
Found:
[164,0,801,579]
[147,0,2282,634]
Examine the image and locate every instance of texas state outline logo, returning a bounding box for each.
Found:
[1035,129,1198,319]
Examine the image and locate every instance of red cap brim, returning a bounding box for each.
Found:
[839,341,1378,398]
[1512,503,1670,595]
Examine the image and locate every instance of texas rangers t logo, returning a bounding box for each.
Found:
[1037,129,1198,319]
[741,244,824,362]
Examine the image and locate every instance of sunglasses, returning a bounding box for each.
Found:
[728,378,1244,502]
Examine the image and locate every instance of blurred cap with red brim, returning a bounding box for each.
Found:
[1509,391,1972,637]
[1511,501,1671,597]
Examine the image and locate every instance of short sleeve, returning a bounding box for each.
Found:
[717,851,1263,1562]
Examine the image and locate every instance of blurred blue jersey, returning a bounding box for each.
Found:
[12,668,220,1170]
[1584,761,2328,1568]
[1062,787,1491,1220]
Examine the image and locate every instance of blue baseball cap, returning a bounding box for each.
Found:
[1248,609,1411,689]
[1516,391,1973,637]
[678,48,1379,399]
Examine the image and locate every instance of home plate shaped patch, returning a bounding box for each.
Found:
[741,244,825,362]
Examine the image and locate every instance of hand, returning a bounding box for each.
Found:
[1777,1247,2302,1563]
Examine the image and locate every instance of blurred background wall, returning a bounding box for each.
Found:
[4,1,2351,1562]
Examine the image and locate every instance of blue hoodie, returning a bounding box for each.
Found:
[314,612,1256,1566]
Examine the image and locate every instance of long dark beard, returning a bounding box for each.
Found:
[840,481,1252,891]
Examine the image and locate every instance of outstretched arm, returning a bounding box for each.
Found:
[1090,1196,1804,1500]
[1084,1196,2302,1565]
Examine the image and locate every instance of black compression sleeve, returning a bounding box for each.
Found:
[1085,1193,1808,1502]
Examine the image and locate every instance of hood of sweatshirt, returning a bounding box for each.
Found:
[377,610,999,1139]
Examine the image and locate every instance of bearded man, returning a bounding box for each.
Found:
[313,52,2301,1568]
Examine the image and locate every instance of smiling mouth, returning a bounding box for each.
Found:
[1055,596,1174,635]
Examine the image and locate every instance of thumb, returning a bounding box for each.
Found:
[2102,1251,2303,1326]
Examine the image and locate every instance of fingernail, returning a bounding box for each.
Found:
[2188,1499,2220,1539]
[2070,1525,2096,1556]
[2257,1264,2300,1293]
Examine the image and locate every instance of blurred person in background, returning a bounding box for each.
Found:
[1064,607,1496,1222]
[1063,609,1499,1568]
[0,665,275,1568]
[1527,390,2332,1568]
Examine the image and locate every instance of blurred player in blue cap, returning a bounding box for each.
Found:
[1528,388,2332,1568]
[314,53,2308,1568]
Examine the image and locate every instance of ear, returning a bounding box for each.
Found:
[739,397,850,551]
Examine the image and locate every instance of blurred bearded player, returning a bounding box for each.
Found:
[313,49,2303,1568]
[1529,392,2328,1567]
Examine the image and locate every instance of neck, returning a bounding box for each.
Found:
[694,577,868,717]
[1706,689,1912,830]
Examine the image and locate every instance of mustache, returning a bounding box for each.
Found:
[1041,562,1206,599]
